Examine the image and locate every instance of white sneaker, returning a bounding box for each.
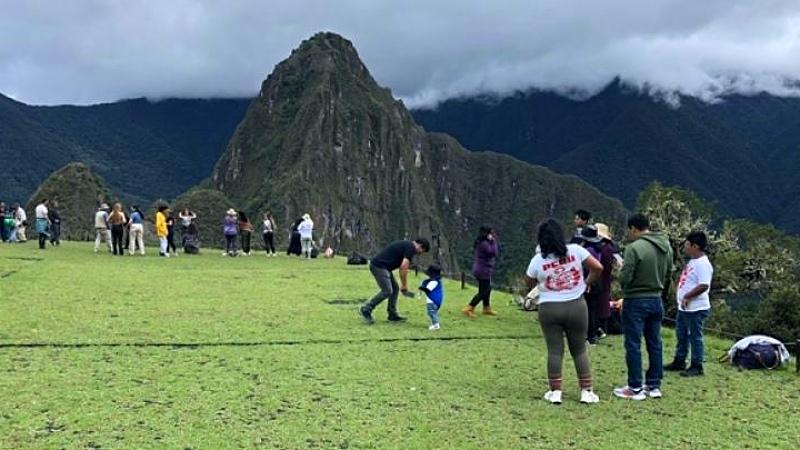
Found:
[428,323,440,331]
[643,386,662,398]
[612,386,646,401]
[222,252,227,256]
[543,390,562,404]
[580,389,600,404]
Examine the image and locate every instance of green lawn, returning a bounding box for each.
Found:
[1,242,798,449]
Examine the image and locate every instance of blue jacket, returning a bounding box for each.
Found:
[420,277,444,307]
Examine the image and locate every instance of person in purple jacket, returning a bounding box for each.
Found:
[462,226,500,317]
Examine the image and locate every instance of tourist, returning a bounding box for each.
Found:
[166,211,178,256]
[262,212,276,256]
[298,213,314,258]
[665,231,713,377]
[156,205,170,257]
[462,226,500,318]
[525,219,602,404]
[420,264,445,331]
[359,238,430,325]
[48,200,62,246]
[238,211,253,256]
[579,225,604,344]
[128,205,145,255]
[0,202,7,242]
[222,209,239,256]
[593,223,619,338]
[13,203,27,243]
[34,198,51,249]
[613,213,673,400]
[570,209,591,244]
[286,218,302,256]
[108,202,127,256]
[94,203,112,253]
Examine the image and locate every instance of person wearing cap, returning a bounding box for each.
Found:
[664,231,713,377]
[359,238,431,324]
[419,264,445,330]
[579,224,605,345]
[593,223,621,338]
[156,205,170,257]
[94,203,112,253]
[222,209,239,256]
[298,213,314,259]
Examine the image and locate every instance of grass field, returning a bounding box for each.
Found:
[1,242,799,449]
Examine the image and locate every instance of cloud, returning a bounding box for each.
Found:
[2,0,800,107]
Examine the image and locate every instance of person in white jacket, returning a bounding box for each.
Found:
[298,213,314,259]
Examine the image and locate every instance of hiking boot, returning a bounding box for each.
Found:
[543,390,562,404]
[580,389,599,404]
[461,305,476,318]
[359,306,374,325]
[643,386,662,398]
[387,314,407,322]
[612,386,646,401]
[664,359,686,372]
[680,364,704,377]
[482,306,497,316]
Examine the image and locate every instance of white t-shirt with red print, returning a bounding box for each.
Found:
[526,244,591,303]
[676,255,713,312]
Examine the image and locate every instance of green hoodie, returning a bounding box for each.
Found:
[620,231,673,299]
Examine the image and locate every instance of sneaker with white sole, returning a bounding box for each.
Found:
[613,386,646,401]
[643,386,662,398]
[543,390,562,404]
[580,389,599,404]
[428,323,440,331]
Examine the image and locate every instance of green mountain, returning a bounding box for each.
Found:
[209,32,627,279]
[25,162,113,241]
[0,94,249,205]
[412,83,800,233]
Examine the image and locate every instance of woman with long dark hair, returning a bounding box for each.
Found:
[462,226,500,318]
[238,211,253,256]
[525,218,603,405]
[262,212,276,256]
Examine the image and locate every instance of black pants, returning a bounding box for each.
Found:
[240,230,252,253]
[469,278,492,307]
[586,293,601,342]
[38,232,47,249]
[262,232,275,253]
[167,232,177,253]
[111,224,124,255]
[225,234,237,254]
[50,223,61,245]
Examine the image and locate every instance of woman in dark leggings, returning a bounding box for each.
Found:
[108,202,127,256]
[462,226,500,317]
[525,219,603,405]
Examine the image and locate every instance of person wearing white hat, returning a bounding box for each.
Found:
[298,213,314,259]
[93,203,112,253]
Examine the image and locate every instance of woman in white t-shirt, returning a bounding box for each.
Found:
[525,219,603,405]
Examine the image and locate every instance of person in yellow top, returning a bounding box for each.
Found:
[156,205,170,258]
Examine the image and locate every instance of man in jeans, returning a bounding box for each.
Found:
[359,238,430,324]
[665,231,713,377]
[614,213,673,400]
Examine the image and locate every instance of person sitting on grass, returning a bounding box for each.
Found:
[420,264,444,331]
[665,230,713,377]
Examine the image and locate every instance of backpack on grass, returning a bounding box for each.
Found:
[346,252,368,265]
[720,335,791,370]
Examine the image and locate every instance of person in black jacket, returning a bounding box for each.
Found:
[47,200,62,246]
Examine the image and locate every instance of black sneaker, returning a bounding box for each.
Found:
[359,306,374,325]
[387,315,407,322]
[680,365,704,377]
[664,359,686,372]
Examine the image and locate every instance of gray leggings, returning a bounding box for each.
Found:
[538,298,592,390]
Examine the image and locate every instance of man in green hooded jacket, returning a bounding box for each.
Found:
[613,213,673,401]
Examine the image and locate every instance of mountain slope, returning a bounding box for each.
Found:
[210,32,627,278]
[412,84,797,232]
[0,94,250,205]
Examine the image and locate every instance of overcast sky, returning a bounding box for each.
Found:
[2,0,800,107]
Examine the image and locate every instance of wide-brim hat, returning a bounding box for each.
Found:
[580,224,602,243]
[425,264,442,278]
[595,223,613,241]
[226,208,237,216]
[302,213,311,220]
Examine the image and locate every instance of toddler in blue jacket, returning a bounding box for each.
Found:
[420,264,444,330]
